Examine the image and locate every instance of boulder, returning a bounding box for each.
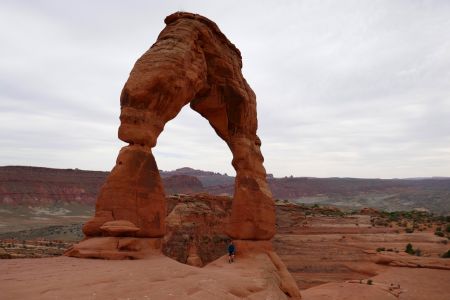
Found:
[100,220,140,236]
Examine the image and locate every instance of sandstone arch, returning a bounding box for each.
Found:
[82,12,275,242]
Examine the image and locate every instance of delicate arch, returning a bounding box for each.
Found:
[82,12,275,240]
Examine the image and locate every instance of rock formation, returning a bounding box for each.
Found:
[78,11,275,248]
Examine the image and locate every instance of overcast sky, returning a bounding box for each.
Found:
[1,0,449,178]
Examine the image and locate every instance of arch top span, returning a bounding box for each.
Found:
[164,12,242,61]
[82,11,275,242]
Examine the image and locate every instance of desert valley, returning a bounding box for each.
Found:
[1,166,450,299]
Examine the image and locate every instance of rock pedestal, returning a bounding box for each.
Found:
[65,237,162,260]
[229,240,302,299]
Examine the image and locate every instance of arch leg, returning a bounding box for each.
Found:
[83,23,208,238]
[191,85,275,240]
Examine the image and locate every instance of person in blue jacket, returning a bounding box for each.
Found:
[228,241,235,263]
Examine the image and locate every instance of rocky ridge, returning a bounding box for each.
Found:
[2,165,449,214]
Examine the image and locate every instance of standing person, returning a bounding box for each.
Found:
[228,241,235,263]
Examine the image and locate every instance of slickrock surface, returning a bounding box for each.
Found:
[274,202,450,290]
[1,252,300,300]
[301,268,450,300]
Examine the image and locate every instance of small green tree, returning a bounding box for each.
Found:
[435,230,445,237]
[405,243,415,255]
[442,250,450,258]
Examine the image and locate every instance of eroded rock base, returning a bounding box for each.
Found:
[230,240,302,299]
[64,237,161,259]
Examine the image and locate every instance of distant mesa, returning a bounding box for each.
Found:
[163,174,204,194]
[1,165,449,215]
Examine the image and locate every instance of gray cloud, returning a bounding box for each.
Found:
[1,0,449,178]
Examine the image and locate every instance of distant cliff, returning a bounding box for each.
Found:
[1,166,449,214]
[0,166,106,205]
[0,166,202,206]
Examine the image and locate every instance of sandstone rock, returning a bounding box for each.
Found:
[0,247,11,259]
[163,175,204,194]
[232,239,274,255]
[83,145,167,238]
[80,11,275,242]
[100,220,140,236]
[374,252,450,270]
[64,237,161,260]
[268,251,303,299]
[186,244,203,267]
[82,210,114,236]
[163,194,231,265]
[1,252,302,299]
[360,207,381,216]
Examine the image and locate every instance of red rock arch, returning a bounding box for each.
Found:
[82,12,275,241]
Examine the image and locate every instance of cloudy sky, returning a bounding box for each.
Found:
[1,0,449,178]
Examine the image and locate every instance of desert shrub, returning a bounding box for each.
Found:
[435,230,445,237]
[405,243,415,255]
[387,212,400,222]
[367,279,373,285]
[405,243,422,256]
[442,250,450,258]
[436,216,446,222]
[405,228,414,233]
[376,247,385,252]
[446,224,450,233]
